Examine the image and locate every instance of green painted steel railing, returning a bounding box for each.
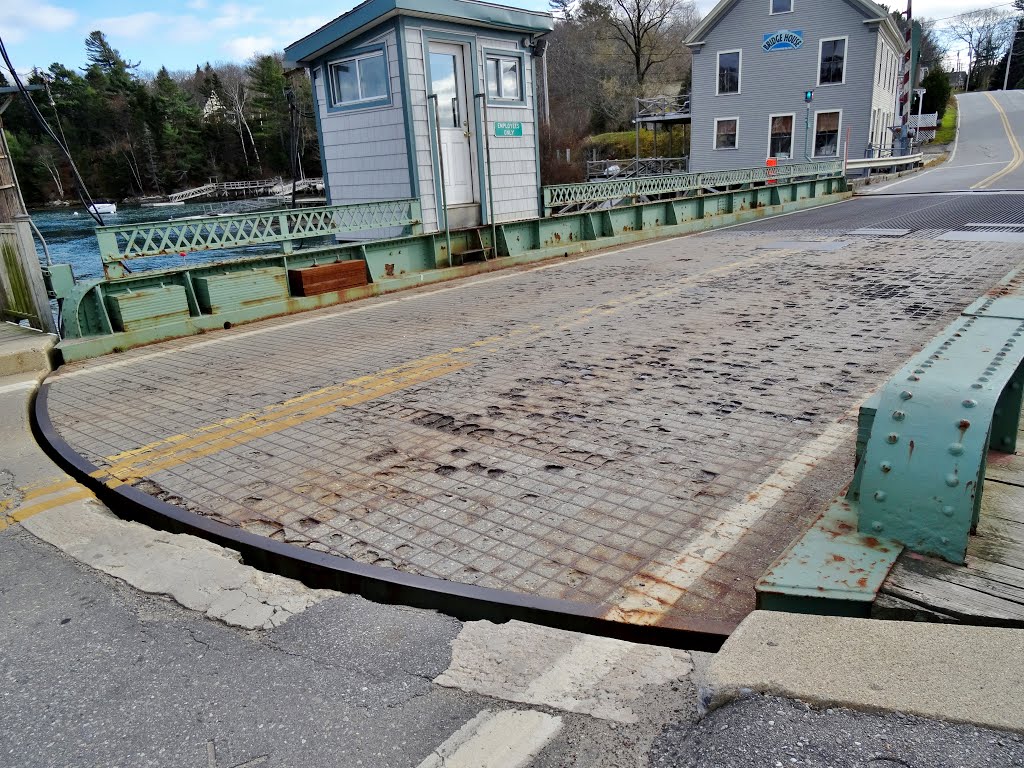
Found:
[95,199,423,279]
[543,160,844,215]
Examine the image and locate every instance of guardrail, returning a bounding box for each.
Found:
[586,157,689,181]
[846,153,924,171]
[95,199,423,279]
[544,161,844,216]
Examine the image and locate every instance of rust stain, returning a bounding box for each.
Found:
[959,419,971,439]
[908,439,915,460]
[856,576,868,588]
[863,536,881,547]
[831,554,847,562]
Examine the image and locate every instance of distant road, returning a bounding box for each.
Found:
[866,90,1024,194]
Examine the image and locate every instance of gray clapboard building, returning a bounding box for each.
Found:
[285,0,553,233]
[685,0,904,171]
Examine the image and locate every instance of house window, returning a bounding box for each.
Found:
[814,111,841,157]
[771,0,793,13]
[819,37,847,85]
[715,117,738,150]
[717,50,741,95]
[486,55,521,101]
[769,114,794,158]
[329,50,388,106]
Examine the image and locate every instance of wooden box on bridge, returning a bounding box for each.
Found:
[287,260,368,296]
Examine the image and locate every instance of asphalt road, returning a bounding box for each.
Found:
[867,90,1024,194]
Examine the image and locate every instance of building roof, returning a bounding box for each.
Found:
[684,0,903,50]
[285,0,554,65]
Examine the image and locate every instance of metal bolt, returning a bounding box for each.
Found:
[942,505,955,517]
[962,399,977,408]
[880,462,892,473]
[874,490,887,501]
[907,375,920,382]
[892,410,906,422]
[945,473,960,487]
[972,383,983,389]
[940,537,950,546]
[914,368,926,374]
[948,442,964,456]
[872,522,884,532]
[899,390,913,400]
[887,433,899,444]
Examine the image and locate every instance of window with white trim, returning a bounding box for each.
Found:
[717,50,740,94]
[771,0,793,13]
[819,37,846,85]
[329,50,388,106]
[486,55,521,100]
[814,111,841,157]
[715,118,738,150]
[769,114,793,158]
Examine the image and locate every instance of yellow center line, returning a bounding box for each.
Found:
[88,247,790,487]
[972,93,1024,190]
[0,486,96,532]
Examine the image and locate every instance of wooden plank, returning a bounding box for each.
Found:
[288,261,368,297]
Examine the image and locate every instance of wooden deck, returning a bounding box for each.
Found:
[876,441,1024,627]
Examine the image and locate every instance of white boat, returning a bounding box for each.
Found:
[88,201,117,215]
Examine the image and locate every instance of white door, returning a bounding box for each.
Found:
[428,42,475,206]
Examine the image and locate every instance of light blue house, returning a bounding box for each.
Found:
[285,0,553,233]
[685,0,904,171]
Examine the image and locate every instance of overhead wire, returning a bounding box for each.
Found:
[0,35,107,226]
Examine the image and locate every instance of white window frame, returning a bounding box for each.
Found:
[766,112,796,159]
[769,0,793,15]
[817,36,848,87]
[716,49,742,96]
[714,116,739,150]
[812,109,843,158]
[328,50,389,106]
[485,54,522,101]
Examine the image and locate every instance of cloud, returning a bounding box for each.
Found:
[222,35,276,60]
[186,0,209,8]
[1,3,77,43]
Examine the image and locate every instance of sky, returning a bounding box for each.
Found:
[0,0,1014,77]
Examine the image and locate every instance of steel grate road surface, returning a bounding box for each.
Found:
[44,204,1024,631]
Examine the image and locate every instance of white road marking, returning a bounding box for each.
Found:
[435,620,692,723]
[964,222,1024,228]
[416,709,562,768]
[605,413,856,624]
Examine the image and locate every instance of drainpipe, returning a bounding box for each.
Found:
[428,93,452,266]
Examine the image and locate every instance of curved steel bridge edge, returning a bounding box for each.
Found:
[31,381,732,653]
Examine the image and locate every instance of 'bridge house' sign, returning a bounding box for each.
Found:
[762,30,804,52]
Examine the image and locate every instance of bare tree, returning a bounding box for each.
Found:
[602,0,698,91]
[946,8,1015,90]
[217,63,261,172]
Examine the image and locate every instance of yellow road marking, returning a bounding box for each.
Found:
[972,93,1024,190]
[87,247,790,487]
[20,478,79,502]
[0,486,95,532]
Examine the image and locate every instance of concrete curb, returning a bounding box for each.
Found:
[706,610,1024,733]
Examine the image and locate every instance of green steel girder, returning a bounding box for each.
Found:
[55,177,849,362]
[757,264,1024,617]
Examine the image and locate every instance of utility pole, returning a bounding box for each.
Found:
[1004,23,1021,91]
[898,0,913,154]
[0,86,57,333]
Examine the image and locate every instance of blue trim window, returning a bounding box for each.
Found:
[484,50,525,105]
[328,49,389,106]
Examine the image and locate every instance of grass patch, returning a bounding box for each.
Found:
[586,129,688,159]
[933,97,958,145]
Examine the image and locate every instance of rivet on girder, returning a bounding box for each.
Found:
[962,399,977,408]
[872,522,884,532]
[899,390,913,400]
[980,376,990,382]
[942,505,955,517]
[948,442,965,456]
[874,490,887,501]
[914,368,926,374]
[907,375,920,382]
[972,383,983,389]
[887,433,899,444]
[940,536,950,545]
[880,462,892,473]
[892,410,906,421]
[945,473,960,487]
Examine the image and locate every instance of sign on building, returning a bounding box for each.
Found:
[494,122,523,137]
[762,30,804,52]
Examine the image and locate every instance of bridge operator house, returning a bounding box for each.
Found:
[285,0,553,234]
[685,0,904,171]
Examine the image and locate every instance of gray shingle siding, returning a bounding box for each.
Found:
[688,0,901,171]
